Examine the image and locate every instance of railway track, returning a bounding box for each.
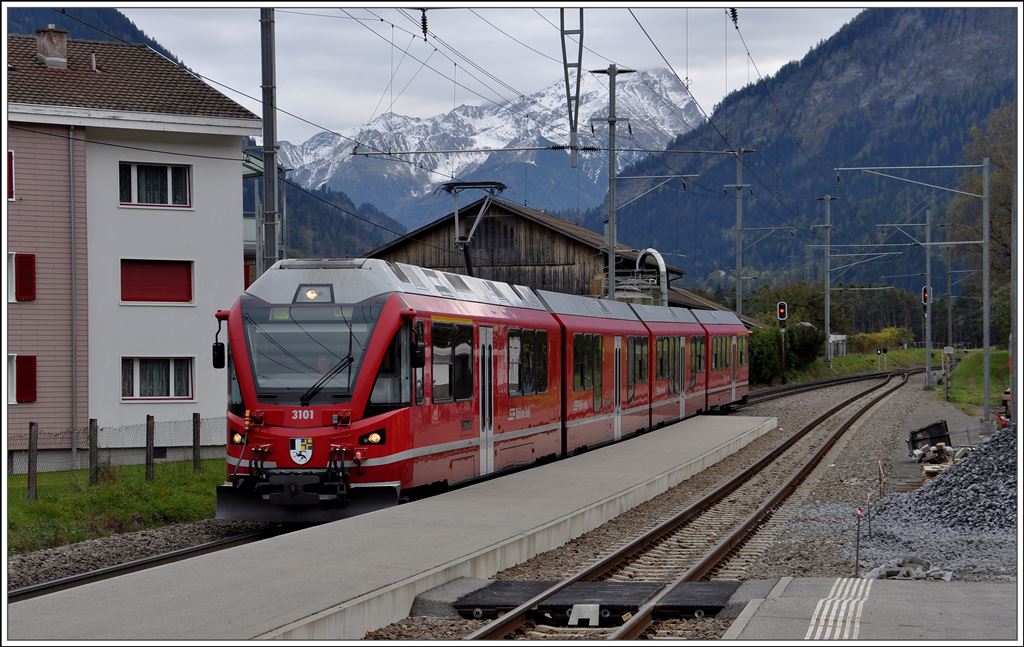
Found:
[464,371,911,640]
[7,528,284,604]
[741,370,897,406]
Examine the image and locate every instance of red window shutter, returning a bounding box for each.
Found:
[16,355,37,403]
[7,151,14,200]
[121,260,193,302]
[15,253,36,301]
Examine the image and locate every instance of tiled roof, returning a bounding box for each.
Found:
[7,34,258,120]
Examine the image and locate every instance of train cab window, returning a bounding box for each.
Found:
[433,324,452,401]
[227,346,244,416]
[369,324,411,411]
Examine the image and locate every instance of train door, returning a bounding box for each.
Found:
[478,326,494,475]
[614,336,622,441]
[679,337,686,419]
[731,336,738,402]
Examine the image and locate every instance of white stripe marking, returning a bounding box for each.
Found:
[804,577,873,640]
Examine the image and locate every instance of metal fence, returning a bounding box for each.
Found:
[7,415,227,500]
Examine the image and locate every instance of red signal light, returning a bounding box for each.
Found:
[777,301,788,321]
[921,286,930,304]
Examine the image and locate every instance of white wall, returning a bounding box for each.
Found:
[86,128,242,428]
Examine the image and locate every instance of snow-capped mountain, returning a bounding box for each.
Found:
[279,68,703,228]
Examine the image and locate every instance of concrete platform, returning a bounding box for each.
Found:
[7,415,774,641]
[723,577,1019,641]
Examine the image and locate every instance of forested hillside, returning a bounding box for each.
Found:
[585,8,1015,300]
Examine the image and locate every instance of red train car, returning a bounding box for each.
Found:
[537,290,650,453]
[630,304,708,424]
[693,309,750,408]
[212,259,750,522]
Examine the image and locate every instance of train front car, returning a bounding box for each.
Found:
[213,259,420,522]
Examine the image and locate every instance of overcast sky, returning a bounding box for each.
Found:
[120,5,864,144]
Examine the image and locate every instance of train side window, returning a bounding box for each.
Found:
[521,329,536,395]
[593,334,603,410]
[452,324,474,401]
[638,336,649,384]
[738,335,747,367]
[509,329,522,395]
[573,334,585,391]
[415,322,424,404]
[535,331,548,393]
[582,335,594,390]
[627,335,636,402]
[432,323,453,402]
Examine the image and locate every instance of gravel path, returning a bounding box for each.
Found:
[7,519,272,590]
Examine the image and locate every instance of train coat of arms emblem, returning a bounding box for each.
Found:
[290,437,313,465]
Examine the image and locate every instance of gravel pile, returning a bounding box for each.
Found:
[873,427,1017,532]
[7,519,272,590]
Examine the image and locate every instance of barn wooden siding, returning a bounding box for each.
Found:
[374,203,608,297]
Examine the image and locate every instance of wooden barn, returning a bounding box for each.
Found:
[368,197,756,325]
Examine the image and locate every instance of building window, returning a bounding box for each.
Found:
[9,252,36,302]
[9,354,37,404]
[121,259,193,303]
[509,329,548,396]
[431,323,473,402]
[119,162,191,207]
[121,357,193,399]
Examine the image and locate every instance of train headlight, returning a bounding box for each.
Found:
[358,430,386,445]
[231,432,245,445]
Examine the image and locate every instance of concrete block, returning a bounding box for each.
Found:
[409,577,491,618]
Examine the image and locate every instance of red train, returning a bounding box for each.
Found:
[211,259,749,521]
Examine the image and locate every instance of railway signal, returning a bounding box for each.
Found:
[777,301,788,327]
[921,285,930,304]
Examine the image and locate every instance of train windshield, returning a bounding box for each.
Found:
[242,302,381,403]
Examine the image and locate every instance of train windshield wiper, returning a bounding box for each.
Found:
[300,354,354,407]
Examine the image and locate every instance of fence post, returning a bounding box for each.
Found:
[89,418,99,486]
[192,413,202,472]
[146,414,155,481]
[28,422,38,500]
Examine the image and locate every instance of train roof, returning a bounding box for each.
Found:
[536,290,640,322]
[248,259,546,311]
[692,309,745,327]
[629,303,700,324]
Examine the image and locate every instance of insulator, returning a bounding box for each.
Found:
[729,8,738,26]
[421,9,428,41]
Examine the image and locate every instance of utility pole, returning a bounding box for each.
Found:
[260,8,279,276]
[946,244,953,348]
[925,209,932,388]
[816,195,839,367]
[982,157,991,425]
[725,148,753,316]
[591,64,634,299]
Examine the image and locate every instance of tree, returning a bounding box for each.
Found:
[945,101,1015,342]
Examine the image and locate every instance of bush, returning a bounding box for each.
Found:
[750,327,782,384]
[850,327,913,354]
[786,324,825,369]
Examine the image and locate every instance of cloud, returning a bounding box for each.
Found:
[121,6,863,143]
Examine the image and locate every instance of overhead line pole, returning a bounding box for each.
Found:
[260,8,279,275]
[725,148,754,317]
[591,63,634,299]
[815,195,839,367]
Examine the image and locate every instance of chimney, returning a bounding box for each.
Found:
[36,24,68,69]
